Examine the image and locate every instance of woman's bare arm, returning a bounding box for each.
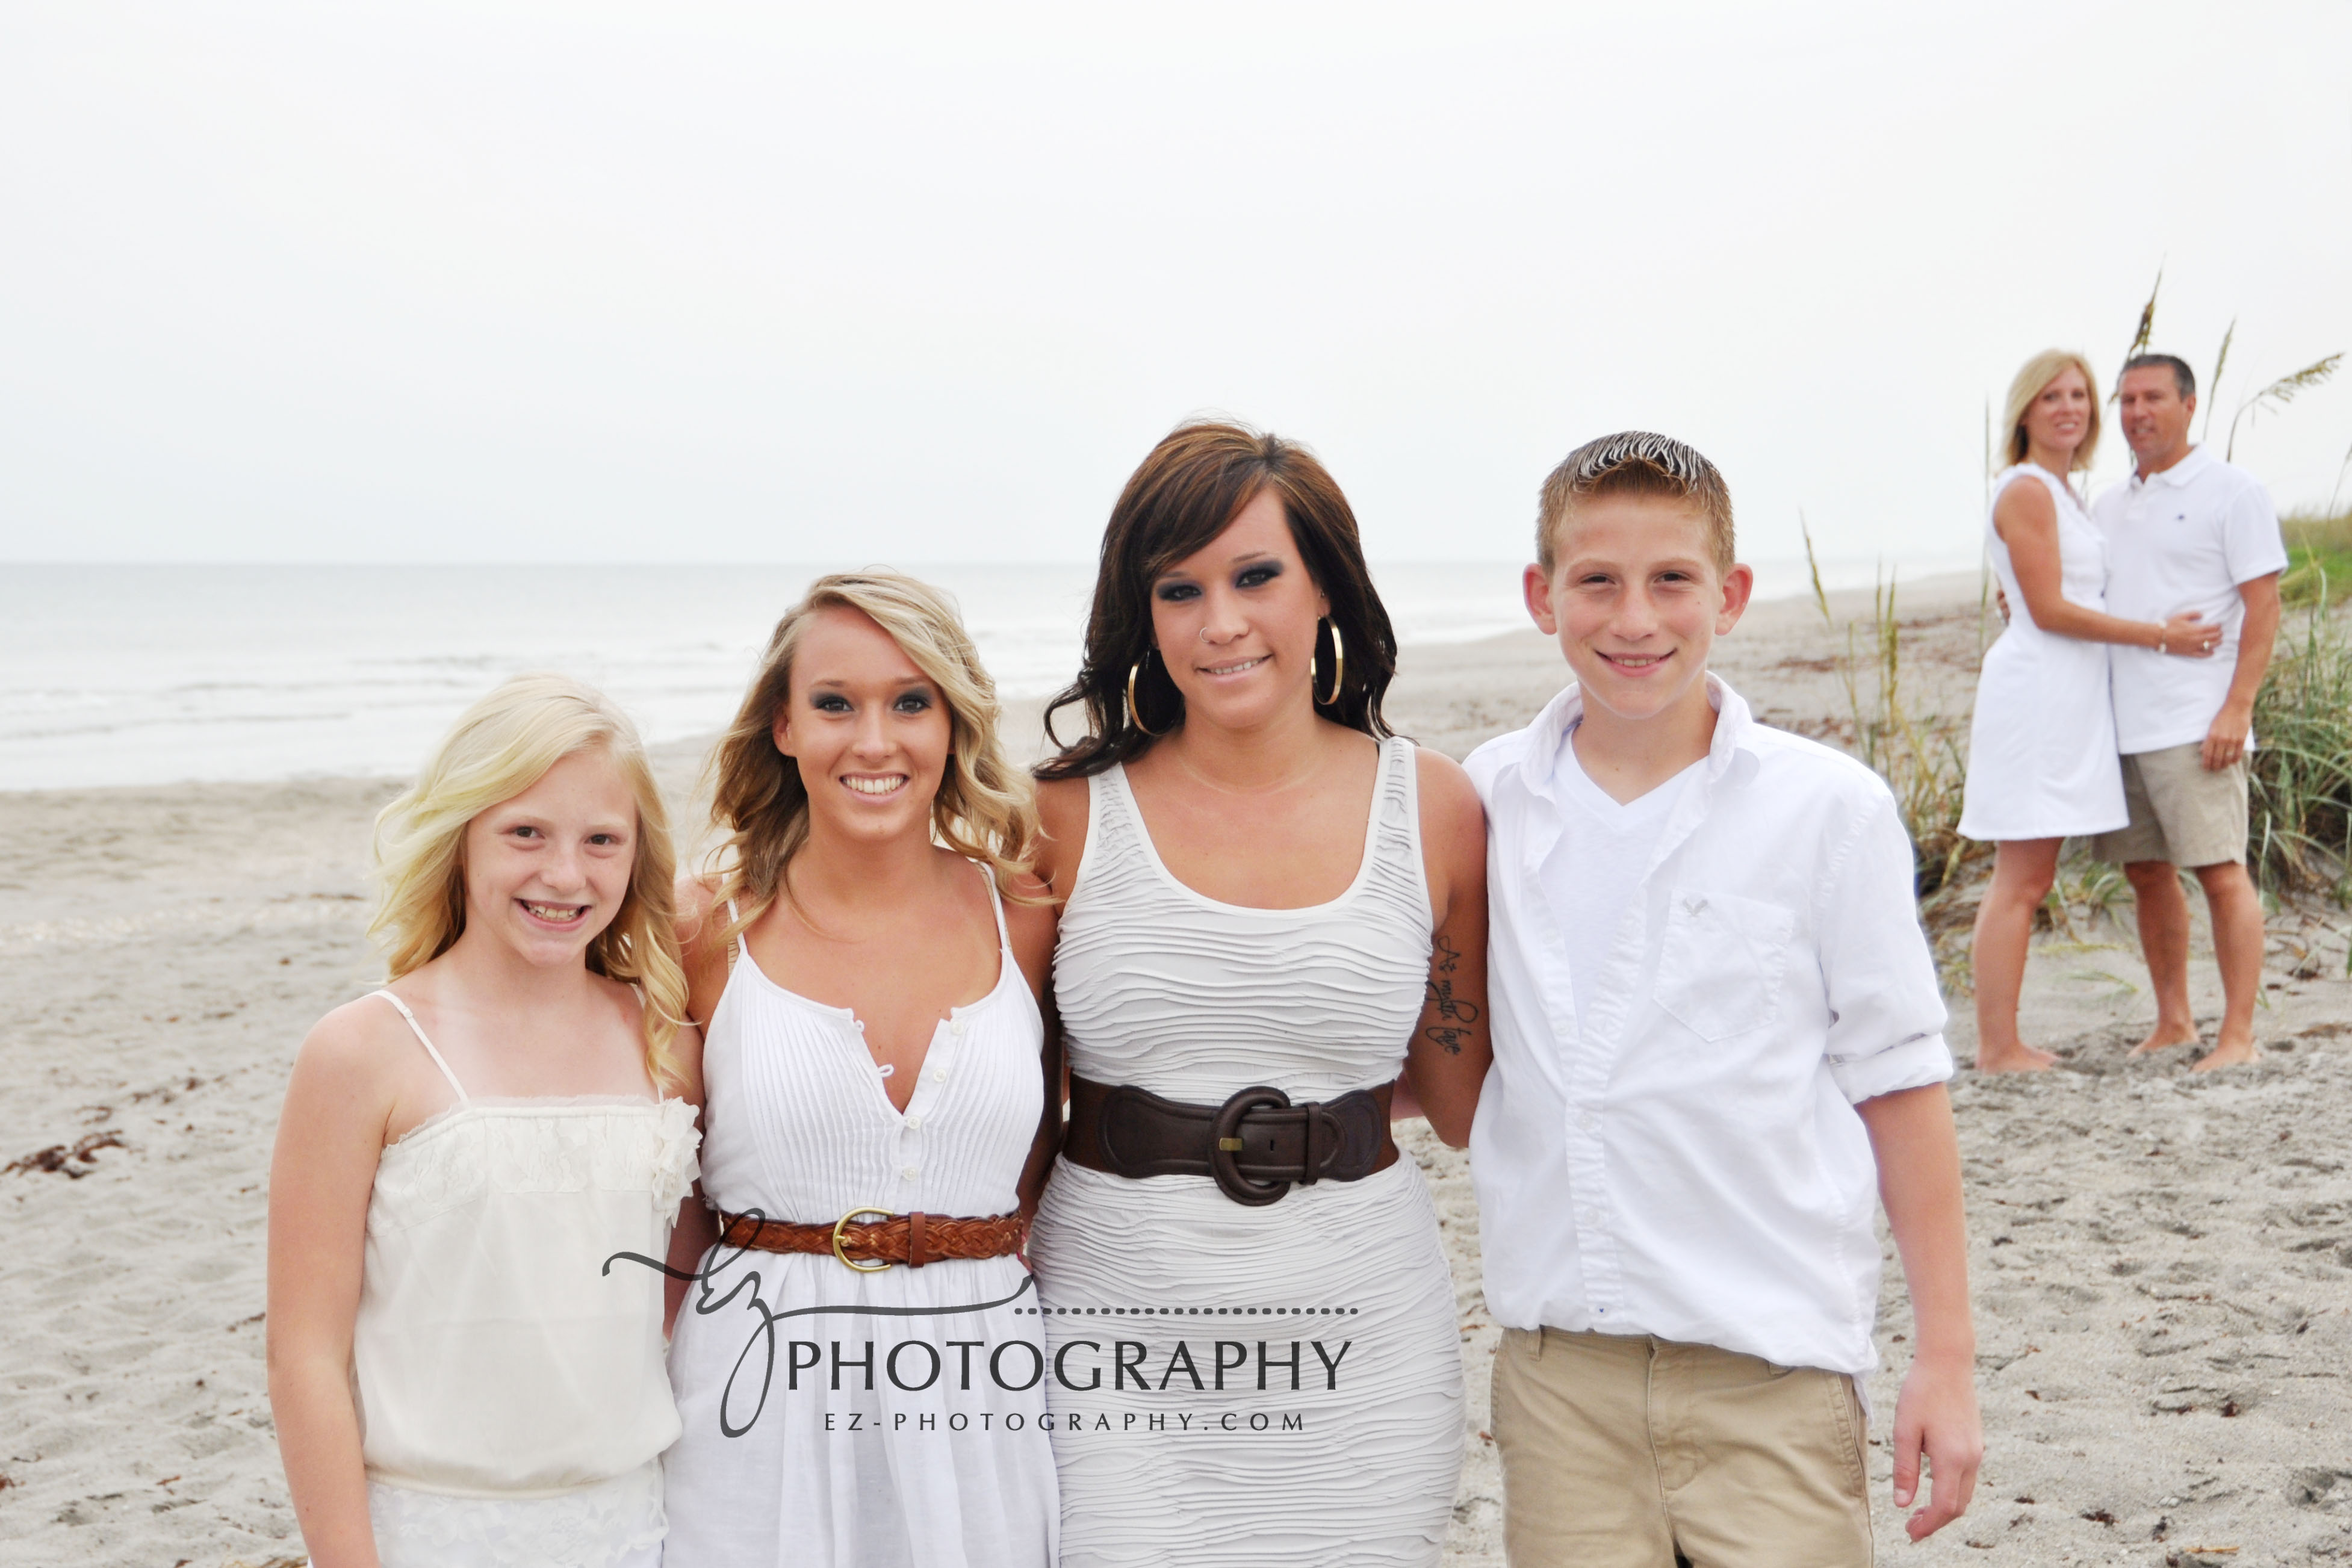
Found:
[1996,482,2214,654]
[1003,873,1065,1220]
[1401,750,1492,1147]
[662,1018,711,1334]
[266,1006,400,1568]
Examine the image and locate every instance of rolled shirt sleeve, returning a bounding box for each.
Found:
[1817,787,1953,1103]
[2224,480,2288,586]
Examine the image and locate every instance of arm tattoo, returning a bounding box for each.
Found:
[1421,934,1481,1055]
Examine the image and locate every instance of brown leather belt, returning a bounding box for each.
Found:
[1062,1074,1397,1207]
[716,1207,1025,1271]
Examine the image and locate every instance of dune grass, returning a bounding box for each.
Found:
[1800,525,1985,902]
[2280,507,2352,607]
[2249,596,2352,897]
[1802,519,2352,919]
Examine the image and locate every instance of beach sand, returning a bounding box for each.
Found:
[4,576,2349,1567]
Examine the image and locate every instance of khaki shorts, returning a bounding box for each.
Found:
[1491,1327,1872,1568]
[2090,743,2249,868]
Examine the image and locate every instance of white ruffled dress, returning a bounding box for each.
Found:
[352,990,701,1568]
[1958,463,2130,841]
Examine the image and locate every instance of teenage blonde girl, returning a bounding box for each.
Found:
[1958,350,2216,1071]
[660,571,1060,1568]
[267,675,702,1568]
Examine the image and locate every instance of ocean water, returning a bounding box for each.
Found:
[0,556,1974,791]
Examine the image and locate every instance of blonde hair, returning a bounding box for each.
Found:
[707,571,1041,941]
[1536,430,1736,574]
[2002,350,2102,472]
[369,674,689,1091]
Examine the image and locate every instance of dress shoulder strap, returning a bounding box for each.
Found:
[976,859,1014,955]
[724,897,741,976]
[370,990,469,1102]
[1382,734,1423,846]
[1371,734,1433,921]
[1069,762,1141,903]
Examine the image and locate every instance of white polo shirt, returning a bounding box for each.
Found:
[1465,676,1952,1378]
[2091,445,2286,754]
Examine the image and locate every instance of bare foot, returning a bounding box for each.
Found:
[2191,1038,2262,1073]
[2128,1022,2200,1057]
[1975,1044,2058,1074]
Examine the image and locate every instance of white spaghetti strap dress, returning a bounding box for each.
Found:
[1958,463,2130,841]
[1026,735,1464,1567]
[353,990,701,1568]
[661,868,1058,1568]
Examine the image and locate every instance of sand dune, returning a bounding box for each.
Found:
[3,579,2347,1566]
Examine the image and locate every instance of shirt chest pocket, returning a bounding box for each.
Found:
[1652,888,1796,1043]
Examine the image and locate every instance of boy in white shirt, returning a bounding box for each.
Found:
[1466,432,1981,1564]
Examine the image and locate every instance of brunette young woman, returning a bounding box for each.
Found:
[1956,351,2215,1072]
[659,572,1060,1568]
[1026,422,1492,1567]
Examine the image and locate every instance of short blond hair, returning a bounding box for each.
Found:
[2001,349,2102,472]
[707,571,1041,940]
[1536,430,1735,574]
[368,674,689,1090]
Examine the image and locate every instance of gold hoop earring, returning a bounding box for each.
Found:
[1126,654,1167,737]
[1314,620,1346,707]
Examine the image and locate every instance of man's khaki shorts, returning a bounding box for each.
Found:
[2090,743,2249,869]
[1491,1327,1871,1568]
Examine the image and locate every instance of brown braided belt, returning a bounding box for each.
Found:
[715,1207,1025,1272]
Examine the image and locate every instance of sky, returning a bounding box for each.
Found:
[2,1,2347,568]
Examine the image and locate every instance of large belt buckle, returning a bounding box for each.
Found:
[1210,1086,1294,1206]
[832,1206,895,1272]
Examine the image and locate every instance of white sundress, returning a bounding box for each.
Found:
[662,870,1059,1568]
[355,990,701,1568]
[1958,463,2130,841]
[1026,736,1465,1568]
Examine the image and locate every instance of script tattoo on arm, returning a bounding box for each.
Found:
[1421,934,1482,1056]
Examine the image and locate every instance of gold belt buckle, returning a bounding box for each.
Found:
[832,1206,895,1272]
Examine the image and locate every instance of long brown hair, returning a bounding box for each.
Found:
[1038,420,1398,780]
[705,571,1042,943]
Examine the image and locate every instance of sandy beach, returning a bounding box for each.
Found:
[4,575,2349,1567]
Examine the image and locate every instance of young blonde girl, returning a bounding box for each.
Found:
[659,571,1060,1568]
[267,674,701,1568]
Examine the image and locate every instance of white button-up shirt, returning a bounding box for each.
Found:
[2090,445,2286,754]
[1465,676,1952,1377]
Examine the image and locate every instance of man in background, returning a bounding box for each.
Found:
[2093,352,2286,1071]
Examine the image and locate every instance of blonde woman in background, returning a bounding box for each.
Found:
[267,675,703,1568]
[1958,351,2218,1072]
[660,571,1060,1568]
